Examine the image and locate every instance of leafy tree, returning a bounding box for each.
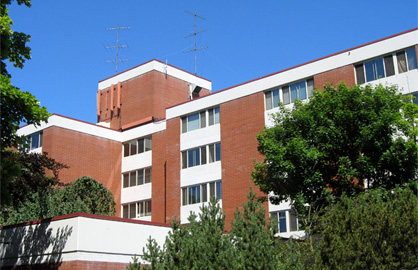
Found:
[252,83,418,216]
[0,150,67,210]
[1,0,32,77]
[57,176,116,216]
[1,176,116,226]
[316,186,418,269]
[0,76,49,150]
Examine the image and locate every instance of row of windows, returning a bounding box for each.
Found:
[182,107,220,133]
[355,47,417,84]
[21,132,43,152]
[123,136,152,157]
[123,167,152,188]
[182,180,222,206]
[182,142,221,169]
[270,210,302,233]
[265,79,314,110]
[122,200,152,219]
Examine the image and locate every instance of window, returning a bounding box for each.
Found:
[182,180,222,206]
[182,107,220,133]
[182,143,221,169]
[123,167,152,188]
[397,47,417,73]
[122,200,151,218]
[123,136,152,157]
[265,88,280,110]
[271,210,302,233]
[22,132,43,151]
[355,48,417,84]
[265,79,314,110]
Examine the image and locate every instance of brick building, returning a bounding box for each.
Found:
[16,28,418,238]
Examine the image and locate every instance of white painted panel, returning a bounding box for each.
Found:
[180,200,223,224]
[122,120,166,142]
[121,183,152,204]
[268,199,292,212]
[364,69,418,94]
[181,162,222,187]
[180,124,221,151]
[122,151,152,173]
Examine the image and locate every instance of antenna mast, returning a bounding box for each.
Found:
[106,25,131,73]
[184,10,207,75]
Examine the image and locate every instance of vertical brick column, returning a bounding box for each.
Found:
[220,92,267,230]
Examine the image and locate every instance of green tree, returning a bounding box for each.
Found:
[316,186,418,269]
[140,191,280,269]
[1,0,31,77]
[0,150,67,216]
[142,198,235,270]
[230,188,278,269]
[1,176,116,226]
[252,83,418,216]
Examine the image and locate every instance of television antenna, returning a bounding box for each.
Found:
[184,10,207,75]
[106,25,131,73]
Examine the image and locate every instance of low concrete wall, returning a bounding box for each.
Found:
[0,213,170,268]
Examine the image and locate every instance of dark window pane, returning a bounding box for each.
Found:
[130,141,137,155]
[129,203,136,219]
[130,171,136,187]
[202,184,207,202]
[182,151,187,169]
[272,89,280,108]
[375,58,385,79]
[279,212,287,233]
[282,86,290,104]
[123,173,129,188]
[200,111,206,128]
[182,117,187,133]
[210,182,215,198]
[364,60,375,82]
[406,47,417,70]
[214,107,220,124]
[216,181,222,199]
[31,133,39,149]
[307,79,314,98]
[289,210,298,232]
[290,83,298,103]
[145,168,151,183]
[137,169,144,185]
[124,144,130,157]
[182,188,187,205]
[215,143,221,161]
[208,109,214,125]
[137,139,144,153]
[209,144,215,163]
[265,91,272,110]
[299,81,307,100]
[201,146,207,165]
[145,136,152,151]
[397,51,407,73]
[355,64,365,84]
[384,55,395,77]
[123,205,129,218]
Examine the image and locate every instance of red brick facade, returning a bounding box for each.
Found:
[3,260,129,270]
[314,64,356,89]
[42,126,122,216]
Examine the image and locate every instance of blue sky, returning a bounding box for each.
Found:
[8,0,418,124]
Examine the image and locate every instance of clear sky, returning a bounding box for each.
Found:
[8,0,418,124]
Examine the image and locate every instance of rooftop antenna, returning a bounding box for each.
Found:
[106,25,131,73]
[184,10,207,75]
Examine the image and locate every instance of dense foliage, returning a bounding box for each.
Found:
[137,190,279,270]
[317,186,418,269]
[1,176,116,226]
[253,83,418,215]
